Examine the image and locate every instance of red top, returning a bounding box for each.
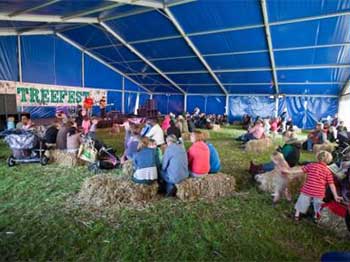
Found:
[188,141,210,175]
[301,162,334,199]
[84,97,94,109]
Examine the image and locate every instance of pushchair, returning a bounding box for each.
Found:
[332,131,350,164]
[0,129,49,167]
[78,135,120,173]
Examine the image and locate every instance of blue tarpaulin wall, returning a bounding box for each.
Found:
[153,94,184,115]
[228,96,276,122]
[0,36,18,81]
[187,95,226,115]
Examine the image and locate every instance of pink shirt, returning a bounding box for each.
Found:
[187,141,210,175]
[270,121,278,132]
[249,123,264,139]
[82,119,91,135]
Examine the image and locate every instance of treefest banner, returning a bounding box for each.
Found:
[0,80,107,107]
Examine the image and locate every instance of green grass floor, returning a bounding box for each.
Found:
[0,127,349,261]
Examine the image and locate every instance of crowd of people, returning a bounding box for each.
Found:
[122,116,221,196]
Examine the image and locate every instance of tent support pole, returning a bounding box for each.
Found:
[82,52,85,87]
[225,95,229,116]
[17,35,22,82]
[275,97,279,117]
[184,94,187,112]
[122,77,125,114]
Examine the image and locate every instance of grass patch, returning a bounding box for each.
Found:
[0,127,348,261]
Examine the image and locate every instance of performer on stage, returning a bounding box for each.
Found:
[83,94,94,117]
[99,96,107,119]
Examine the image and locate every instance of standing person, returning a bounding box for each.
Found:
[81,116,91,135]
[132,137,159,185]
[280,108,288,133]
[99,96,107,119]
[161,115,171,132]
[146,118,165,147]
[83,95,94,117]
[188,131,210,177]
[160,134,189,196]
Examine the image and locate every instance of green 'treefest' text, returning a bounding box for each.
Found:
[17,87,90,104]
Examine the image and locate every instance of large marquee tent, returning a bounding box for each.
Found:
[0,0,349,129]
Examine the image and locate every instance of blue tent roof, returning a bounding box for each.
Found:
[0,0,349,95]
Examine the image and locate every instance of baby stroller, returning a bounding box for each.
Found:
[0,129,49,167]
[78,135,120,173]
[332,131,350,164]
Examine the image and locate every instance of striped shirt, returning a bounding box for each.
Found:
[301,162,334,198]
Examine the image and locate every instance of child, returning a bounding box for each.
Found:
[132,137,158,185]
[283,151,343,222]
[81,116,91,135]
[88,117,98,139]
[7,116,15,130]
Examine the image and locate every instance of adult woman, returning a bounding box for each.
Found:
[187,131,210,177]
[236,119,264,143]
[132,137,159,185]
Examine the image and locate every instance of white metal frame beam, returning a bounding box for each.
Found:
[62,2,124,21]
[0,13,98,23]
[164,7,228,95]
[8,0,61,17]
[100,22,186,94]
[260,0,279,94]
[56,32,152,94]
[108,0,164,9]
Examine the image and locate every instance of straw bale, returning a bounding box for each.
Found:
[49,149,84,167]
[176,173,236,201]
[212,124,221,131]
[245,137,273,154]
[313,143,337,155]
[77,174,158,209]
[319,207,349,238]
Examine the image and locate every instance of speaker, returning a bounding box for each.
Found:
[0,94,17,114]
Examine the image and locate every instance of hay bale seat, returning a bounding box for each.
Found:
[245,137,274,154]
[313,143,337,155]
[48,149,84,167]
[77,174,159,209]
[212,124,221,131]
[176,173,236,201]
[181,130,210,141]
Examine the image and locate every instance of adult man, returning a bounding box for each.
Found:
[146,118,165,146]
[161,135,189,196]
[99,96,107,119]
[83,95,94,117]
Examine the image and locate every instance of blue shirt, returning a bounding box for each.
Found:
[161,143,189,184]
[207,143,221,173]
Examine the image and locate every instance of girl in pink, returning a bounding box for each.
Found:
[161,115,171,132]
[82,116,91,135]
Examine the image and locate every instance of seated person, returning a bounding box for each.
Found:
[286,117,293,131]
[188,131,210,177]
[20,114,34,130]
[187,116,196,133]
[146,118,165,147]
[132,137,159,185]
[337,121,348,133]
[263,118,271,137]
[81,116,91,135]
[66,127,81,153]
[236,119,264,143]
[44,121,60,146]
[242,114,252,130]
[206,142,221,174]
[56,120,72,150]
[160,135,189,196]
[7,116,15,130]
[140,121,152,137]
[122,124,141,162]
[270,117,279,134]
[250,131,301,175]
[305,123,327,151]
[88,117,98,139]
[166,120,181,140]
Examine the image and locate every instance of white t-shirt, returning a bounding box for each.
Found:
[146,124,165,146]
